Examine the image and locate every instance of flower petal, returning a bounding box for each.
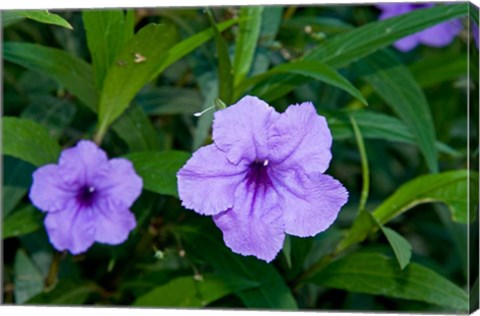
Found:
[96,158,143,208]
[267,102,332,174]
[393,34,420,52]
[271,169,348,237]
[29,164,75,212]
[58,140,109,185]
[93,199,136,245]
[44,202,96,254]
[212,95,280,164]
[418,20,462,47]
[213,182,285,262]
[177,144,248,215]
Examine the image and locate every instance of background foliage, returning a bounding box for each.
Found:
[2,3,479,312]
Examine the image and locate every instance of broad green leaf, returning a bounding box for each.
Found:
[237,60,367,105]
[124,150,190,197]
[328,110,461,157]
[97,23,178,139]
[2,11,24,27]
[3,205,42,239]
[178,223,298,309]
[309,252,468,311]
[111,104,160,152]
[233,6,263,86]
[83,10,131,89]
[27,280,97,305]
[3,117,61,166]
[336,209,376,254]
[134,274,257,307]
[3,10,72,29]
[3,42,98,111]
[206,10,234,104]
[409,52,468,88]
[307,4,467,68]
[252,4,467,102]
[14,249,44,304]
[3,156,36,217]
[380,227,412,270]
[20,95,77,140]
[354,49,438,173]
[374,170,478,224]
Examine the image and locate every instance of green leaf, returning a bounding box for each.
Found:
[374,170,478,224]
[354,49,438,173]
[111,104,160,152]
[96,23,178,140]
[282,235,292,269]
[253,3,468,102]
[309,252,468,311]
[233,6,264,86]
[328,110,461,157]
[14,249,44,304]
[178,223,298,309]
[3,156,36,217]
[83,10,131,89]
[2,11,24,27]
[237,60,367,105]
[308,4,467,68]
[6,10,73,29]
[136,86,203,115]
[124,150,190,197]
[20,96,77,140]
[3,117,61,166]
[3,205,43,239]
[3,42,98,111]
[133,274,256,307]
[206,10,234,104]
[409,52,468,88]
[380,226,412,270]
[27,280,97,305]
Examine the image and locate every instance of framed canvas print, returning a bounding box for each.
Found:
[2,0,479,314]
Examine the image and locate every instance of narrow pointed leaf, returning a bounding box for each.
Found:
[6,10,73,29]
[233,6,263,86]
[380,226,412,270]
[3,42,97,111]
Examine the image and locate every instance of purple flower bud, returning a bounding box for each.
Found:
[177,96,349,262]
[29,140,143,255]
[376,3,462,52]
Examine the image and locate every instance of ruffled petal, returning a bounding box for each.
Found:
[212,95,280,164]
[418,20,462,47]
[58,140,109,186]
[213,181,285,262]
[93,199,136,245]
[95,158,143,209]
[44,202,96,254]
[29,164,76,212]
[267,102,332,174]
[177,144,249,215]
[270,169,348,237]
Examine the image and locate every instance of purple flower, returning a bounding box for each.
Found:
[29,140,143,255]
[177,96,348,262]
[376,3,462,52]
[473,22,479,49]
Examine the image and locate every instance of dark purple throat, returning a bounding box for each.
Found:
[246,160,272,188]
[76,185,98,207]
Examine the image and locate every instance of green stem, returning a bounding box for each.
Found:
[45,251,62,289]
[350,115,369,213]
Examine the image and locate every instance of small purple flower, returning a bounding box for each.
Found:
[29,140,143,255]
[376,3,462,52]
[177,96,348,262]
[473,22,479,49]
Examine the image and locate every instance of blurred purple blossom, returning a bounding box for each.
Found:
[29,140,143,254]
[177,96,348,262]
[376,3,462,52]
[473,22,479,48]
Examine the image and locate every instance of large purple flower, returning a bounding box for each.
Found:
[29,140,143,254]
[376,3,462,52]
[177,96,348,262]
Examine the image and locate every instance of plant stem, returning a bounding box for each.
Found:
[350,115,370,213]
